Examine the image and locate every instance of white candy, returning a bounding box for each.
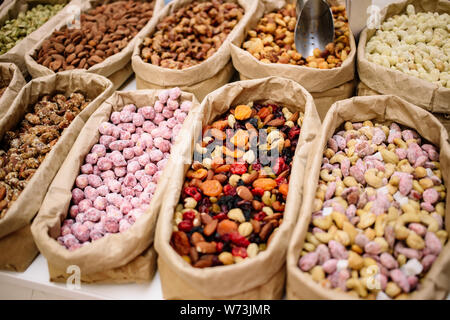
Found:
[401,258,423,277]
[337,259,348,272]
[376,291,392,300]
[322,207,333,216]
[394,191,409,206]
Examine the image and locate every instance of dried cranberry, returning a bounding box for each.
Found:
[232,247,248,258]
[178,220,193,232]
[252,187,265,196]
[288,127,301,140]
[230,163,247,175]
[213,212,227,220]
[216,242,224,253]
[184,187,202,202]
[252,163,262,171]
[275,176,288,186]
[230,232,250,247]
[253,211,267,221]
[223,184,236,196]
[272,157,287,175]
[182,210,196,221]
[220,233,231,243]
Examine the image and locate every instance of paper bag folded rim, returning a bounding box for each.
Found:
[357,0,450,114]
[229,0,356,94]
[286,94,450,300]
[155,76,321,299]
[131,0,258,89]
[0,70,114,240]
[24,0,165,84]
[0,62,26,120]
[31,89,202,278]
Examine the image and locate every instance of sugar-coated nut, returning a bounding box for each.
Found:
[72,223,90,242]
[180,101,192,112]
[114,166,127,178]
[78,199,92,213]
[149,149,164,162]
[75,174,89,189]
[88,174,103,188]
[127,161,141,174]
[81,163,93,174]
[71,188,85,204]
[99,135,116,148]
[93,196,107,210]
[299,252,319,271]
[69,205,79,219]
[85,207,102,222]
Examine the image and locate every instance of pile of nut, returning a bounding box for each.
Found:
[242,3,351,69]
[366,5,449,88]
[298,120,447,299]
[58,88,193,251]
[0,93,90,219]
[0,3,65,55]
[34,0,155,72]
[140,0,244,69]
[170,102,302,267]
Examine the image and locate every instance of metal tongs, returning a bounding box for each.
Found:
[294,0,334,58]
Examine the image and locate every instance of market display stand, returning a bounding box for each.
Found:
[0,77,163,300]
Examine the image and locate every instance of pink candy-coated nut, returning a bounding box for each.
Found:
[127,161,141,174]
[154,137,171,153]
[114,166,127,178]
[423,188,439,204]
[325,182,336,201]
[90,230,103,241]
[377,263,389,277]
[380,274,388,291]
[365,241,382,255]
[158,90,169,104]
[139,191,152,204]
[99,135,116,148]
[81,163,94,174]
[172,123,182,137]
[398,174,413,196]
[84,186,99,201]
[93,196,107,211]
[402,129,418,141]
[92,144,107,157]
[139,175,153,188]
[420,202,434,212]
[131,133,140,143]
[328,240,348,260]
[162,108,173,118]
[144,163,157,176]
[119,110,133,123]
[110,140,132,151]
[298,252,318,271]
[372,127,386,145]
[388,129,402,144]
[104,217,119,233]
[61,224,72,236]
[355,233,369,249]
[413,155,428,169]
[327,138,338,153]
[425,232,442,255]
[380,252,398,270]
[330,269,350,291]
[121,185,135,197]
[72,223,90,242]
[100,170,115,181]
[120,200,133,215]
[99,122,114,135]
[119,219,132,233]
[78,199,92,213]
[395,243,422,260]
[110,151,127,166]
[355,140,373,157]
[316,244,331,265]
[422,144,439,161]
[349,165,365,185]
[152,171,162,184]
[333,135,346,150]
[93,221,105,233]
[180,100,192,112]
[166,99,179,111]
[140,107,156,120]
[123,104,136,113]
[110,111,121,124]
[408,223,427,236]
[63,219,75,228]
[166,117,178,129]
[63,234,79,248]
[123,147,135,160]
[421,254,437,272]
[154,101,164,113]
[395,148,407,160]
[107,179,121,193]
[407,276,418,290]
[92,165,100,176]
[138,153,150,167]
[149,149,163,162]
[120,130,131,141]
[110,126,120,139]
[322,259,337,274]
[69,205,79,219]
[390,269,410,293]
[169,87,181,100]
[130,197,142,208]
[75,174,89,189]
[106,205,123,220]
[88,174,103,188]
[123,174,137,187]
[118,123,136,133]
[153,113,165,125]
[133,183,143,193]
[135,170,145,181]
[157,158,168,171]
[132,113,145,127]
[85,152,99,165]
[143,120,156,133]
[175,111,187,124]
[97,157,113,171]
[85,207,102,222]
[141,133,153,148]
[150,127,162,138]
[432,213,443,230]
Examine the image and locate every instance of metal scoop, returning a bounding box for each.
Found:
[294,0,334,58]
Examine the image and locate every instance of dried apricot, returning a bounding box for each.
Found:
[279,183,289,196]
[231,129,249,147]
[253,178,277,191]
[217,219,238,236]
[200,180,223,197]
[257,107,270,119]
[212,120,229,130]
[234,104,252,120]
[187,168,208,180]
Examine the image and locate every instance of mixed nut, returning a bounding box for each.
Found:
[140,0,244,69]
[0,92,90,219]
[366,5,449,88]
[170,102,303,267]
[34,0,155,72]
[242,3,351,69]
[0,3,65,55]
[298,120,447,299]
[58,88,193,251]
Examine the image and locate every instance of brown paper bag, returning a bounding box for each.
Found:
[0,71,113,272]
[131,0,259,102]
[24,0,165,90]
[357,80,450,136]
[0,62,25,120]
[286,94,450,300]
[31,89,202,283]
[230,0,356,119]
[357,0,450,114]
[155,76,321,299]
[0,0,76,75]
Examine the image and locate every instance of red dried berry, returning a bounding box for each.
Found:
[230,232,250,247]
[252,187,265,196]
[184,186,202,202]
[252,163,262,171]
[232,246,248,258]
[216,242,224,253]
[288,127,301,140]
[220,233,231,243]
[230,163,247,175]
[223,184,236,196]
[178,220,193,232]
[273,157,287,175]
[275,175,288,186]
[213,212,227,221]
[253,211,267,221]
[183,210,196,221]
